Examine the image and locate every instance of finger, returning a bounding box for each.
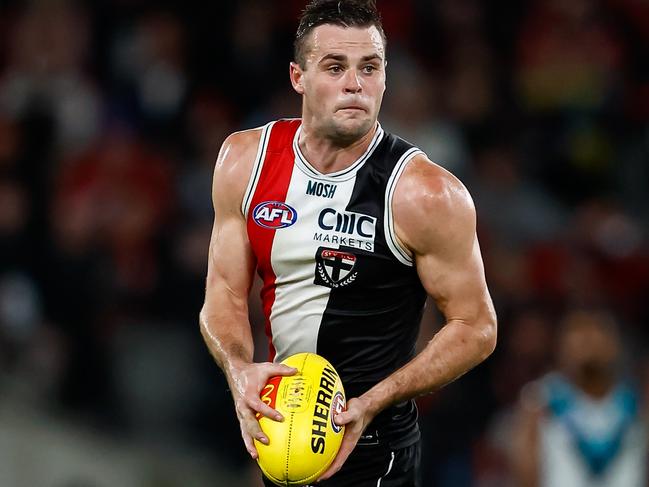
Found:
[265,363,298,377]
[247,396,285,422]
[241,430,258,459]
[241,409,270,445]
[317,434,357,481]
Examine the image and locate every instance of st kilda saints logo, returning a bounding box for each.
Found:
[314,247,358,288]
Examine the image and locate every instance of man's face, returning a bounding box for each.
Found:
[290,24,386,144]
[558,313,620,378]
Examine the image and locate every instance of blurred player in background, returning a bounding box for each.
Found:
[200,1,497,485]
[512,309,647,487]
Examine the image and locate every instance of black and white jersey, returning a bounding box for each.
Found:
[244,119,428,447]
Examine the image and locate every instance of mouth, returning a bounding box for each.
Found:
[337,105,367,113]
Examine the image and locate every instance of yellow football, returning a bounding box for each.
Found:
[255,352,346,487]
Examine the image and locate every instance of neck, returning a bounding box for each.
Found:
[297,121,378,175]
[568,369,616,399]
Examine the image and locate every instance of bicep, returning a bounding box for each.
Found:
[204,213,256,310]
[200,199,257,362]
[415,230,493,327]
[203,132,259,312]
[393,156,494,326]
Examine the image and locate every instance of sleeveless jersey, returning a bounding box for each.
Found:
[537,373,647,487]
[244,119,428,447]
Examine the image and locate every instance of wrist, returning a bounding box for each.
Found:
[224,357,251,390]
[220,342,253,377]
[358,388,387,420]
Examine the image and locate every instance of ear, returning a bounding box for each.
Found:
[290,62,305,95]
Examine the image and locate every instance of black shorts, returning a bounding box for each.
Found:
[261,438,420,487]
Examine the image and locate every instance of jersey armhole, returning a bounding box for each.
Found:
[241,121,275,218]
[384,147,424,267]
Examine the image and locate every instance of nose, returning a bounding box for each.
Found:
[343,70,362,94]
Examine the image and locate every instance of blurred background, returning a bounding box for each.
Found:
[0,0,648,486]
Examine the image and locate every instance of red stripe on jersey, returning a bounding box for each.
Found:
[247,120,300,361]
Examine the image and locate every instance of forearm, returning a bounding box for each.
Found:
[361,318,496,415]
[199,300,255,384]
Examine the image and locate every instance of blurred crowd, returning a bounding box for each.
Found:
[0,0,648,486]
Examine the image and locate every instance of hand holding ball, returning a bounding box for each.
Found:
[254,353,346,486]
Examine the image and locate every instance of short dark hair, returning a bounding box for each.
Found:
[294,0,387,68]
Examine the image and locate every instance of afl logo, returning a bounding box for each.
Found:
[331,392,345,433]
[253,201,298,229]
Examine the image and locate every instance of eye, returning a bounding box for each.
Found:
[328,65,343,74]
[362,65,377,74]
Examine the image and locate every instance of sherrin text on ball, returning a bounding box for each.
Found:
[254,353,346,486]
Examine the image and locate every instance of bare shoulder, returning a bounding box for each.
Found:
[519,380,546,414]
[392,153,476,256]
[516,380,547,427]
[212,127,264,212]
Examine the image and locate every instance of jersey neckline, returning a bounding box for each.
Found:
[292,122,385,182]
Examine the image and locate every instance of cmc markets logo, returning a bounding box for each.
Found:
[312,208,377,252]
[253,201,298,229]
[318,208,375,238]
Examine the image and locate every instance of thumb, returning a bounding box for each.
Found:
[333,409,355,426]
